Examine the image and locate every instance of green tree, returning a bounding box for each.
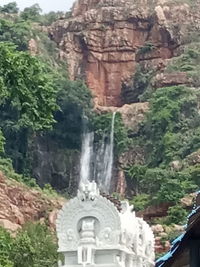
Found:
[0,18,31,51]
[0,227,13,267]
[92,112,129,154]
[0,2,19,14]
[126,165,197,205]
[166,205,187,225]
[126,165,147,195]
[0,42,57,131]
[0,42,58,172]
[41,11,65,26]
[141,85,199,166]
[50,79,92,149]
[20,4,42,22]
[11,223,58,267]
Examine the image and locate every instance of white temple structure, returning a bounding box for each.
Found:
[56,180,155,267]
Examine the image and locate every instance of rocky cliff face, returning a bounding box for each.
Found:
[29,135,80,195]
[0,172,64,233]
[47,0,200,197]
[49,0,194,107]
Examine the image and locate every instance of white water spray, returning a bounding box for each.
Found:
[98,112,116,193]
[79,112,116,193]
[80,131,94,184]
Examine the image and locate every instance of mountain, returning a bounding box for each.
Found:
[0,0,200,260]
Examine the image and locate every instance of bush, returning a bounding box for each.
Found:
[126,164,197,205]
[20,4,42,22]
[0,2,19,14]
[166,44,200,87]
[137,42,156,55]
[0,158,22,181]
[43,183,58,197]
[155,180,186,204]
[92,112,129,154]
[10,223,58,267]
[141,85,200,165]
[0,227,13,267]
[130,194,150,211]
[166,205,187,225]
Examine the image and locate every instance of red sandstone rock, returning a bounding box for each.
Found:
[152,224,164,234]
[0,171,64,233]
[155,72,190,88]
[95,102,149,131]
[0,219,21,232]
[49,0,193,107]
[137,203,170,220]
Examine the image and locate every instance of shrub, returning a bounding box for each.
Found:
[92,112,129,154]
[0,227,13,267]
[10,223,58,267]
[141,85,200,165]
[130,194,150,211]
[166,205,187,225]
[137,42,156,55]
[0,2,19,14]
[126,164,197,205]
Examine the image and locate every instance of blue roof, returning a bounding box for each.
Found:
[187,206,200,220]
[156,232,186,266]
[156,192,200,266]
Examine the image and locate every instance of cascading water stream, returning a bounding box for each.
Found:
[98,112,116,193]
[79,112,116,193]
[105,111,116,190]
[80,131,94,184]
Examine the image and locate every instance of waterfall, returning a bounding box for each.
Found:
[98,112,116,193]
[79,112,116,193]
[80,131,94,184]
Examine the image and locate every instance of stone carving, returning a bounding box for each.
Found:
[56,180,155,266]
[78,181,99,201]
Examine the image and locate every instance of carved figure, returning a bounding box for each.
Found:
[78,180,99,201]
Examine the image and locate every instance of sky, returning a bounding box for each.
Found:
[0,0,76,13]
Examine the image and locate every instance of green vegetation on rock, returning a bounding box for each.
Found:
[0,3,91,191]
[92,112,129,154]
[125,43,200,216]
[0,223,58,267]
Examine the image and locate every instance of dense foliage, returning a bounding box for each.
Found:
[51,79,92,149]
[0,18,31,51]
[0,223,58,267]
[0,3,91,183]
[0,0,200,231]
[0,42,58,174]
[126,44,200,221]
[92,112,129,154]
[0,43,58,130]
[0,2,19,14]
[0,227,13,267]
[141,85,200,165]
